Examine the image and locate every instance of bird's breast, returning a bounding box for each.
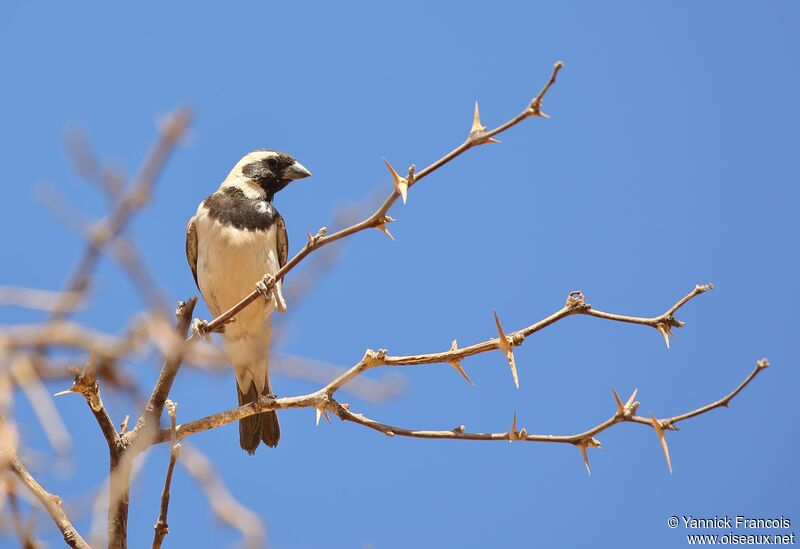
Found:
[194,210,280,321]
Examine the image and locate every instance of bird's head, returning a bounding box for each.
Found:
[228,150,311,201]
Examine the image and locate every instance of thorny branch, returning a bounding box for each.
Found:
[0,59,771,549]
[152,284,767,474]
[200,61,565,334]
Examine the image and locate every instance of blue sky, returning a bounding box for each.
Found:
[2,2,798,548]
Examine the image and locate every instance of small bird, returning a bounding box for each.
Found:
[186,150,311,454]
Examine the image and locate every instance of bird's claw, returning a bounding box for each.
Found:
[191,318,211,341]
[256,275,277,300]
[256,274,287,313]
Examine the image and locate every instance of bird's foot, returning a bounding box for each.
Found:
[256,274,287,313]
[255,274,277,301]
[191,318,211,341]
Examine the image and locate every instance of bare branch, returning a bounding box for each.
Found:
[152,400,180,549]
[202,61,564,333]
[49,106,192,321]
[0,286,84,313]
[179,444,266,549]
[54,358,118,454]
[8,456,90,549]
[154,285,722,445]
[9,354,72,456]
[128,298,197,442]
[325,358,766,458]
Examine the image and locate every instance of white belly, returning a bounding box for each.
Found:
[197,218,279,312]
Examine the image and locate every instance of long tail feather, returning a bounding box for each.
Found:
[237,379,280,454]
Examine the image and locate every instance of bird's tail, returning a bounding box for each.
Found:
[237,378,280,454]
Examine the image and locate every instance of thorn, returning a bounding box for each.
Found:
[650,414,673,474]
[448,340,474,386]
[625,388,639,410]
[656,323,673,349]
[471,101,484,134]
[509,412,517,442]
[375,223,395,241]
[611,387,625,416]
[579,443,591,476]
[53,388,73,397]
[576,438,601,475]
[306,228,314,246]
[315,408,321,426]
[493,310,518,389]
[469,101,500,144]
[384,158,408,204]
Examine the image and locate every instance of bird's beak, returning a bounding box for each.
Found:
[282,161,312,181]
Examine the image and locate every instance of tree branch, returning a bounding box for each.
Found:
[201,61,565,334]
[179,443,266,549]
[152,283,718,445]
[54,358,119,455]
[49,107,192,321]
[128,298,196,443]
[322,358,768,475]
[152,400,180,549]
[8,456,90,549]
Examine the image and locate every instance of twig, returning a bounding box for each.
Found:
[8,456,90,549]
[201,61,565,334]
[49,106,192,321]
[54,358,119,454]
[331,359,767,442]
[0,321,141,361]
[64,127,125,201]
[107,298,195,549]
[6,478,38,549]
[128,298,196,443]
[0,286,84,313]
[152,400,180,549]
[153,284,717,444]
[9,354,72,456]
[179,443,265,549]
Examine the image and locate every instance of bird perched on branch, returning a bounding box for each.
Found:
[186,150,311,454]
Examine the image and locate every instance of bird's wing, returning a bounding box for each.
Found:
[276,212,289,268]
[186,215,199,288]
[273,212,289,313]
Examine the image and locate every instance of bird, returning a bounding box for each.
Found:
[185,150,311,454]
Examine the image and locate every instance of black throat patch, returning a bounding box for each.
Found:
[203,187,279,231]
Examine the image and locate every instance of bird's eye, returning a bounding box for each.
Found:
[266,157,278,169]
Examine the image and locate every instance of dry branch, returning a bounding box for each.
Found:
[152,400,180,549]
[49,107,192,320]
[1,59,772,549]
[8,457,89,549]
[199,61,564,334]
[179,444,266,549]
[152,284,739,447]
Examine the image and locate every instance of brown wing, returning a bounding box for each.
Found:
[186,215,199,288]
[276,212,288,268]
